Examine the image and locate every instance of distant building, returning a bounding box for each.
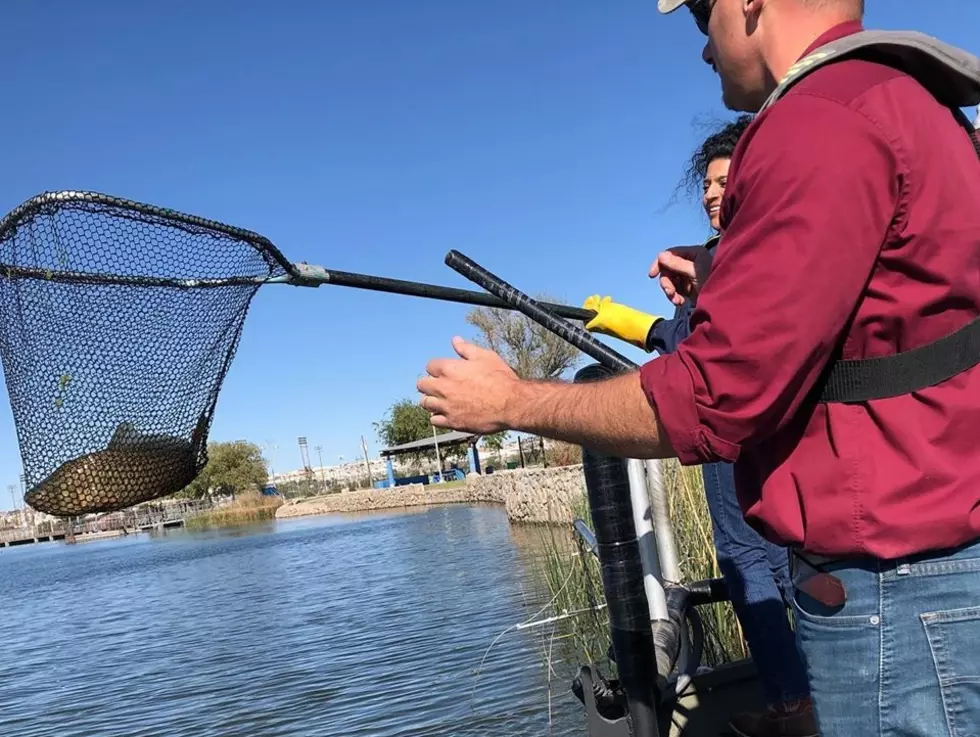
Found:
[271,434,567,488]
[1,505,58,531]
[271,458,393,488]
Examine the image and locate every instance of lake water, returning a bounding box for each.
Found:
[0,505,585,736]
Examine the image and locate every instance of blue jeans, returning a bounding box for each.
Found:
[793,538,980,737]
[700,461,811,706]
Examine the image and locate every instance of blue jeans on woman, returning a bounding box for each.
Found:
[700,460,811,706]
[793,537,980,737]
[647,293,811,706]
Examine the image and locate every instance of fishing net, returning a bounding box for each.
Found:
[0,191,294,517]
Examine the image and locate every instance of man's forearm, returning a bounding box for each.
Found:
[504,371,675,459]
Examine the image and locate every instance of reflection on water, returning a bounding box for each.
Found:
[0,505,585,736]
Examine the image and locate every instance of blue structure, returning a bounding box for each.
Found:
[467,445,481,475]
[373,473,439,489]
[436,467,466,482]
[377,431,482,489]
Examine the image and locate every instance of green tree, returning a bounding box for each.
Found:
[481,431,508,466]
[466,296,581,380]
[180,440,269,499]
[374,399,466,468]
[467,297,580,462]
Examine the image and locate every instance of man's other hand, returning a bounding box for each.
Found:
[418,337,520,434]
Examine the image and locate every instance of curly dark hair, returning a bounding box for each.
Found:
[681,114,754,201]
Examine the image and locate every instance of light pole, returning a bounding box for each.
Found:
[263,440,278,483]
[360,436,372,489]
[7,484,18,527]
[315,445,326,491]
[432,426,443,483]
[298,437,314,494]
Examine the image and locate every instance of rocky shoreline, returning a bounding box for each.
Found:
[275,465,585,525]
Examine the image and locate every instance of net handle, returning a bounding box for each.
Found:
[0,190,595,322]
[287,263,595,321]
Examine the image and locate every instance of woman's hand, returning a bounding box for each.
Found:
[581,295,660,349]
[650,245,714,306]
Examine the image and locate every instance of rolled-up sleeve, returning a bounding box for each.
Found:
[640,94,902,465]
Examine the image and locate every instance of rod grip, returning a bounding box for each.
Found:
[444,250,638,374]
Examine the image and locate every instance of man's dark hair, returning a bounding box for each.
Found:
[681,114,754,200]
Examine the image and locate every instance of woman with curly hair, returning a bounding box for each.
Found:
[582,116,817,737]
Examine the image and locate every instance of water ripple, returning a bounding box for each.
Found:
[0,505,583,736]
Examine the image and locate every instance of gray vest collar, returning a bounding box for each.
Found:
[760,30,980,113]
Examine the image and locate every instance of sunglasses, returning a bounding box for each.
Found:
[688,0,712,36]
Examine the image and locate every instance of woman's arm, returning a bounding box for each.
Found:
[645,302,694,355]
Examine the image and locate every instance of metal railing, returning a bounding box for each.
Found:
[0,498,220,545]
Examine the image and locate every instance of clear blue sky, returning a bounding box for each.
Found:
[0,2,975,505]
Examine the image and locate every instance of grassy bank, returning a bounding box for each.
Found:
[525,459,745,679]
[663,460,745,665]
[530,493,612,672]
[184,493,283,530]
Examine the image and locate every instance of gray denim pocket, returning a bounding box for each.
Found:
[922,605,980,737]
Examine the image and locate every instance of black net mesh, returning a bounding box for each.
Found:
[0,191,293,517]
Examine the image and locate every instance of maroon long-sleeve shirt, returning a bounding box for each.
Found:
[640,21,980,559]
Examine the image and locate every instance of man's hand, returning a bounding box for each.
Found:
[418,337,520,434]
[418,338,673,459]
[650,245,714,306]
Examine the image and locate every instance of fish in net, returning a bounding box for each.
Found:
[0,191,293,517]
[0,190,600,518]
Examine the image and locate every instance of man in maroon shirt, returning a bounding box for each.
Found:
[418,1,980,734]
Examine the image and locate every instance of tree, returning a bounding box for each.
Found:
[546,440,583,467]
[180,440,268,499]
[374,399,466,468]
[467,298,581,463]
[466,296,581,380]
[481,431,508,466]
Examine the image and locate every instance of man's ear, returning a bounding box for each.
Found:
[743,0,765,31]
[744,0,764,19]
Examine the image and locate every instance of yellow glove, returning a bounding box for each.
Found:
[582,295,661,350]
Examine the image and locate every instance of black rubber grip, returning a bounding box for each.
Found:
[444,250,637,374]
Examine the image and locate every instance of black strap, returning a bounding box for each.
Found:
[816,315,980,403]
[817,108,980,404]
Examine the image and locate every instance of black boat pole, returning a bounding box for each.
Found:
[444,249,662,737]
[578,363,662,737]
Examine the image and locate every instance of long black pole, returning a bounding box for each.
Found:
[316,268,596,323]
[444,250,661,736]
[578,364,662,737]
[443,249,637,373]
